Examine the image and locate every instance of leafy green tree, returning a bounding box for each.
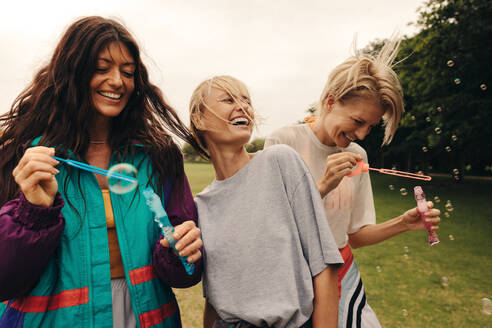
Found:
[246,138,265,153]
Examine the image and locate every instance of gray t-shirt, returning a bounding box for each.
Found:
[195,144,343,328]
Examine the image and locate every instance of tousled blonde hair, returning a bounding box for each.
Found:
[189,75,256,157]
[316,37,404,145]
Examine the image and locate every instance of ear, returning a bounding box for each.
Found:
[323,94,336,113]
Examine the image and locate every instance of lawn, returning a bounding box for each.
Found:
[174,162,492,328]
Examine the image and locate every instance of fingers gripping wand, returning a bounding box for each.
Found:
[414,186,440,246]
[143,187,195,275]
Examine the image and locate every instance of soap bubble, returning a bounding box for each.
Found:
[107,163,138,195]
[482,297,492,315]
[436,106,443,112]
[445,203,454,212]
[402,309,408,317]
[445,146,452,152]
[425,116,431,122]
[403,254,409,260]
[422,146,428,153]
[480,84,487,91]
[454,78,461,84]
[404,246,409,253]
[444,212,450,218]
[388,184,395,191]
[391,165,397,170]
[446,60,454,67]
[441,277,449,287]
[417,170,424,175]
[411,115,416,121]
[451,134,458,142]
[449,234,454,241]
[434,127,442,135]
[452,168,460,175]
[433,196,440,203]
[400,188,408,196]
[376,265,382,273]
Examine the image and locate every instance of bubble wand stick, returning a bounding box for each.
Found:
[414,186,440,246]
[142,187,195,275]
[347,160,432,181]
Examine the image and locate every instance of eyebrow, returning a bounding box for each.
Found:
[97,57,136,67]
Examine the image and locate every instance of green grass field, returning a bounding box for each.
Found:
[174,162,492,328]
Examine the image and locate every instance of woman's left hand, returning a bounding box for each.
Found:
[160,221,203,263]
[401,201,441,231]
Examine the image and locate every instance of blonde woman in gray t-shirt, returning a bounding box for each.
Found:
[189,75,344,328]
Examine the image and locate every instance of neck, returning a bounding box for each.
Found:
[89,114,111,145]
[310,117,336,146]
[208,143,252,180]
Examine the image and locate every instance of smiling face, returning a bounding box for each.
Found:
[200,85,254,148]
[90,41,135,119]
[318,95,385,147]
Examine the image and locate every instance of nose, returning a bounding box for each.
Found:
[108,68,123,88]
[355,126,371,141]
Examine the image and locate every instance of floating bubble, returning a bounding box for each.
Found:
[425,116,431,123]
[445,203,454,212]
[452,168,460,175]
[482,297,492,315]
[444,212,450,218]
[417,170,424,175]
[404,246,409,253]
[454,78,461,85]
[434,127,442,135]
[402,309,408,317]
[480,84,487,91]
[436,106,443,112]
[434,196,441,203]
[107,163,138,195]
[400,188,408,196]
[376,265,382,273]
[441,277,449,287]
[445,146,452,152]
[446,60,454,67]
[451,134,458,142]
[411,115,416,121]
[453,175,461,182]
[403,254,409,260]
[392,165,397,170]
[388,184,395,191]
[449,234,454,241]
[422,146,428,153]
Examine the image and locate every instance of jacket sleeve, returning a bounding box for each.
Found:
[0,192,65,301]
[152,173,203,288]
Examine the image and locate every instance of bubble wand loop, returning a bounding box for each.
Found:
[347,160,432,181]
[142,187,195,275]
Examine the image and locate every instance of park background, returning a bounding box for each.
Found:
[1,0,491,327]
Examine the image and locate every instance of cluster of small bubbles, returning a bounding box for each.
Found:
[454,78,461,85]
[441,277,449,287]
[444,212,451,218]
[445,146,452,152]
[480,84,487,91]
[434,127,442,135]
[400,188,408,196]
[425,116,431,123]
[451,134,458,142]
[404,246,409,253]
[434,196,441,203]
[449,234,455,241]
[446,60,455,67]
[402,309,408,317]
[452,168,460,175]
[376,265,382,273]
[411,115,416,121]
[107,163,138,195]
[388,184,395,191]
[482,297,492,315]
[436,106,443,112]
[422,146,429,153]
[445,202,454,212]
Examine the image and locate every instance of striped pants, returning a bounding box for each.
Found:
[338,245,381,328]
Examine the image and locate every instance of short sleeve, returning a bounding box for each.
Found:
[347,170,376,234]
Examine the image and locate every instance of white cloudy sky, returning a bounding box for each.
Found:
[0,0,425,139]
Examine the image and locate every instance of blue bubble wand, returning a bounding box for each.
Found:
[142,187,195,275]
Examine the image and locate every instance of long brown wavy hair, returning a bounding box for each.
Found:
[0,16,203,207]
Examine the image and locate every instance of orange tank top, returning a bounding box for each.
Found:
[101,189,125,279]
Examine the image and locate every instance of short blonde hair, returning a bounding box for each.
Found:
[316,37,404,145]
[189,75,255,157]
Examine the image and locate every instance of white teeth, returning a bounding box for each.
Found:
[230,117,249,126]
[343,132,355,141]
[99,91,122,99]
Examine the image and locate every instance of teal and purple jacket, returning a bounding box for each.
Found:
[0,145,202,327]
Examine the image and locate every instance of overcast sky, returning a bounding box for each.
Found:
[0,0,425,139]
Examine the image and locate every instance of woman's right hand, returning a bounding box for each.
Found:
[12,146,59,207]
[318,152,362,198]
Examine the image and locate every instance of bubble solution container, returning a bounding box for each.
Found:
[414,186,440,246]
